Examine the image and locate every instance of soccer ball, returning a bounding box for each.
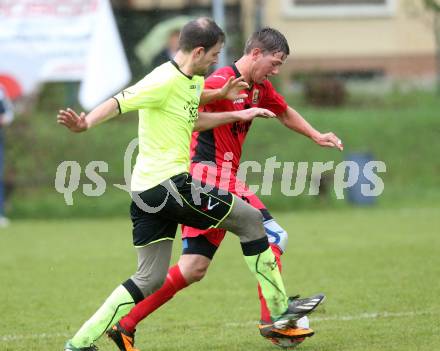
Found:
[268,316,310,349]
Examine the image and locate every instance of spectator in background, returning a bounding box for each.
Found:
[0,85,14,227]
[151,29,180,68]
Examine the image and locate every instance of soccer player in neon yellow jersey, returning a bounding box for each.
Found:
[58,18,324,351]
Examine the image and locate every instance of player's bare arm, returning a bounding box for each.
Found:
[277,106,343,151]
[200,76,249,105]
[194,107,275,132]
[57,98,119,133]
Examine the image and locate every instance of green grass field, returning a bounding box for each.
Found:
[1,207,439,351]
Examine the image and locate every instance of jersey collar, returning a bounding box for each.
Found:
[230,62,253,90]
[230,62,241,78]
[170,60,193,80]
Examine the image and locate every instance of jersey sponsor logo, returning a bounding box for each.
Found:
[184,97,199,123]
[233,98,245,104]
[252,89,260,104]
[190,84,201,96]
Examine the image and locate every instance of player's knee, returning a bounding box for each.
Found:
[186,265,208,283]
[179,258,209,284]
[242,204,262,222]
[264,219,288,253]
[236,204,262,228]
[222,198,265,240]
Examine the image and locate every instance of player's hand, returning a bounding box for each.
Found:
[57,108,88,133]
[313,132,344,151]
[220,76,249,101]
[236,107,275,122]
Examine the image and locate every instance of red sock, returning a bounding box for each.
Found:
[258,243,283,323]
[119,264,188,333]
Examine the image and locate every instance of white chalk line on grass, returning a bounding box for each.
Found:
[312,310,436,322]
[0,332,70,342]
[1,310,437,343]
[226,309,437,327]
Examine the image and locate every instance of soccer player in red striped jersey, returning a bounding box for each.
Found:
[108,27,342,351]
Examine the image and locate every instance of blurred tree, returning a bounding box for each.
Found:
[423,0,440,92]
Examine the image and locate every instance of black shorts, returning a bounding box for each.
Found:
[130,173,234,247]
[180,208,274,260]
[182,235,219,260]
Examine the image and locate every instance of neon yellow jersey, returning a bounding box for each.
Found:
[114,61,204,191]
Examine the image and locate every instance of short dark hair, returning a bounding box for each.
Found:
[244,27,290,56]
[179,17,225,52]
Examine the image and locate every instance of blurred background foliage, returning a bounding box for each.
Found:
[6,86,439,218]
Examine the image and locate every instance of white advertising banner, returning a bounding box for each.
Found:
[0,0,131,109]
